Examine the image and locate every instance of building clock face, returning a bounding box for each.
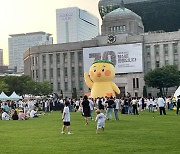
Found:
[107,35,116,44]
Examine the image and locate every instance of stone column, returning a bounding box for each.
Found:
[159,44,164,67]
[168,43,174,65]
[39,54,43,82]
[67,52,72,91]
[53,53,57,92]
[150,44,155,69]
[46,54,50,81]
[60,53,64,91]
[74,51,79,90]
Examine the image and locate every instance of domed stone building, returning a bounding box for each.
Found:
[101,7,144,35]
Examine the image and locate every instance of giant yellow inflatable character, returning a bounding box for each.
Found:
[84,60,120,99]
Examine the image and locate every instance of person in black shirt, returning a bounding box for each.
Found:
[12,110,18,120]
[82,95,91,125]
[176,95,180,115]
[105,96,115,120]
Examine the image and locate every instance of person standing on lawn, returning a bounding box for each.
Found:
[176,95,180,115]
[157,96,166,115]
[61,100,72,135]
[95,109,108,134]
[81,95,91,125]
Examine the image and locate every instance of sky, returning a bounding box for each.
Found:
[0,0,101,65]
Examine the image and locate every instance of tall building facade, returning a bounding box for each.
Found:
[0,49,3,66]
[8,31,53,73]
[56,7,99,43]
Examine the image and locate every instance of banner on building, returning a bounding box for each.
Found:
[83,43,143,73]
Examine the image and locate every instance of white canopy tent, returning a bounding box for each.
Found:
[174,86,180,100]
[0,92,10,101]
[9,91,21,101]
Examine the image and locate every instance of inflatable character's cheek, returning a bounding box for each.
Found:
[105,70,111,76]
[90,71,94,77]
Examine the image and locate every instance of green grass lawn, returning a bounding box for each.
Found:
[0,110,180,154]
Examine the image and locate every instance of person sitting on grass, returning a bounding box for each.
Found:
[2,109,10,120]
[12,110,18,120]
[61,100,72,135]
[18,110,26,120]
[95,109,108,134]
[30,108,38,118]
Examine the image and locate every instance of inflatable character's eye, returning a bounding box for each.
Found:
[94,69,96,72]
[102,69,104,72]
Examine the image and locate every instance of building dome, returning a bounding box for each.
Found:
[103,7,141,21]
[101,7,144,36]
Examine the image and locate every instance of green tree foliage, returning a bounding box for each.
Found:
[1,75,32,95]
[39,81,53,95]
[0,81,9,93]
[0,75,52,96]
[23,80,37,95]
[144,65,180,97]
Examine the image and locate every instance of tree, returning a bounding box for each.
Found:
[1,75,32,95]
[0,81,9,93]
[39,81,52,95]
[144,65,180,97]
[23,80,37,95]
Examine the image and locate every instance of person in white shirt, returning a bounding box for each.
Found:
[88,97,94,120]
[75,99,80,112]
[114,97,120,120]
[148,97,154,112]
[30,109,38,118]
[59,98,64,113]
[61,101,71,135]
[44,100,49,112]
[157,96,166,115]
[95,109,108,134]
[2,110,10,120]
[132,97,139,115]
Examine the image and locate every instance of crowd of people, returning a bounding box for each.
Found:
[60,95,180,134]
[0,98,56,120]
[1,94,179,134]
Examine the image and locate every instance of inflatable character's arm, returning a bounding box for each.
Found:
[84,72,93,89]
[111,82,120,94]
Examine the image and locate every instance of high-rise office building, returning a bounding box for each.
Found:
[8,31,53,73]
[56,7,99,43]
[0,49,3,66]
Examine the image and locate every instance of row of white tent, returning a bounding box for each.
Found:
[0,91,22,101]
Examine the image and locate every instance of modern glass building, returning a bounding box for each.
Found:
[8,31,53,73]
[99,0,180,32]
[56,7,99,44]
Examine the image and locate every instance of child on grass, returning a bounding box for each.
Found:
[95,109,108,134]
[61,100,72,135]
